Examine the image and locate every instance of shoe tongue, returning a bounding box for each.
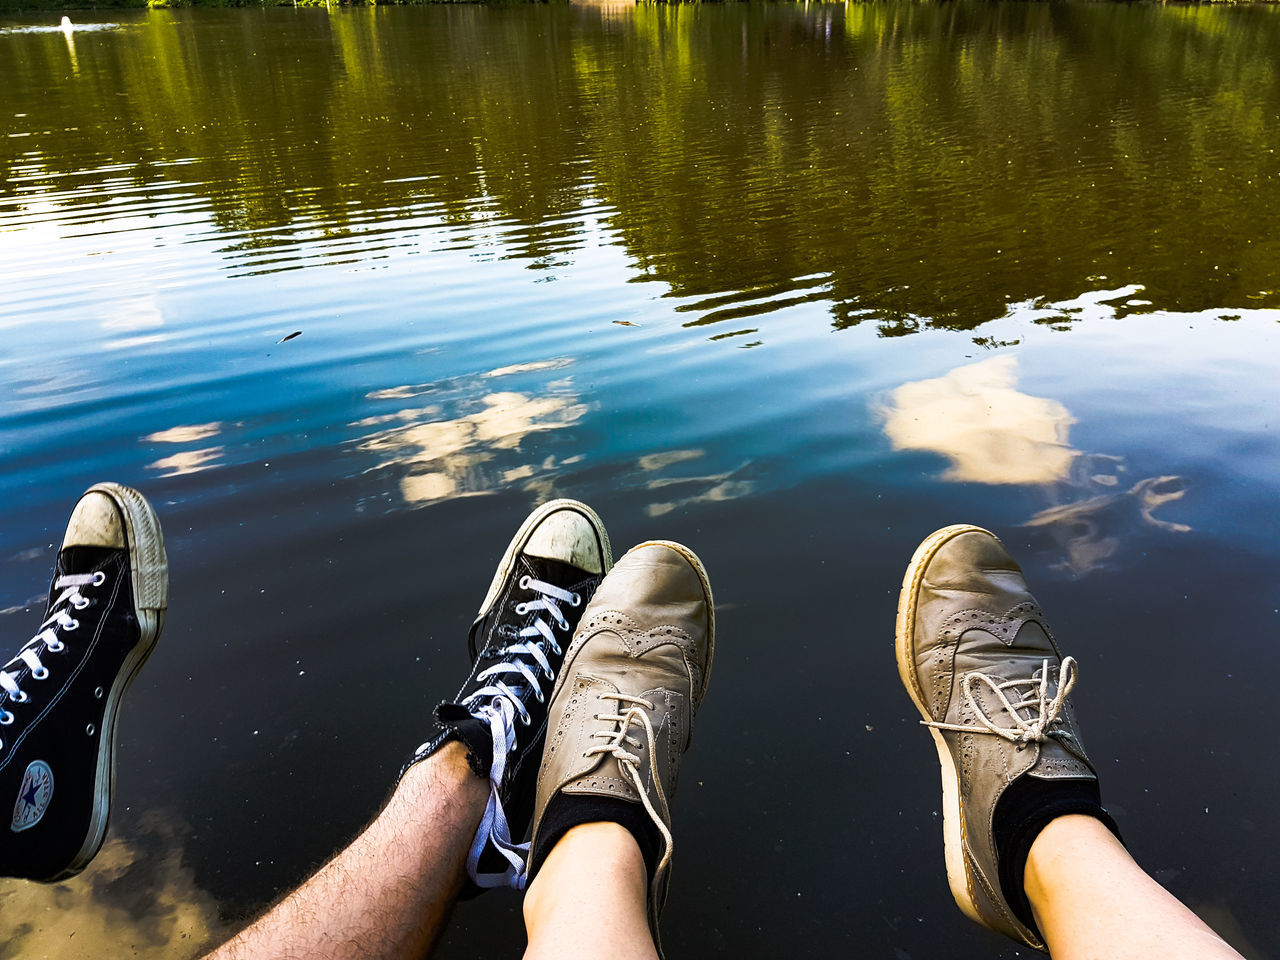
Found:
[962,619,1054,655]
[961,623,1060,710]
[1010,620,1054,653]
[56,545,121,578]
[434,703,497,778]
[521,554,596,591]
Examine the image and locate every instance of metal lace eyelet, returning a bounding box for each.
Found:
[518,575,531,590]
[85,723,96,736]
[92,572,106,586]
[94,687,104,699]
[13,692,29,704]
[73,596,90,610]
[31,667,48,681]
[570,593,582,607]
[0,711,13,725]
[65,618,80,631]
[514,603,528,616]
[535,691,544,704]
[46,640,65,654]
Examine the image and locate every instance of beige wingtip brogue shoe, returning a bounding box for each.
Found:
[530,539,714,954]
[895,524,1101,951]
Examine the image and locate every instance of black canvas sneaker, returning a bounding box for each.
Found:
[0,483,168,882]
[896,524,1103,949]
[403,499,611,890]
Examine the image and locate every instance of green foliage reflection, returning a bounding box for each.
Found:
[2,3,1277,333]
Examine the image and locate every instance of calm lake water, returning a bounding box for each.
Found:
[1,2,1278,956]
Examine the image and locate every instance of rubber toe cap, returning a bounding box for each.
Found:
[62,491,126,550]
[525,507,606,574]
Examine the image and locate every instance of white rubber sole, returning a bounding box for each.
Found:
[894,523,994,927]
[475,499,613,620]
[57,483,168,881]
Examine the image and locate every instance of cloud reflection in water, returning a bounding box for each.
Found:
[357,364,588,506]
[145,422,226,478]
[638,448,755,518]
[1026,474,1190,575]
[881,355,1190,574]
[881,356,1077,485]
[0,810,227,960]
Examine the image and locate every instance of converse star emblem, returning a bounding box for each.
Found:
[11,760,54,833]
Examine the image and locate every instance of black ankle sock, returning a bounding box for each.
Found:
[431,706,494,778]
[993,776,1123,937]
[527,794,661,884]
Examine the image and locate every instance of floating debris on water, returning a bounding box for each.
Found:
[0,20,120,35]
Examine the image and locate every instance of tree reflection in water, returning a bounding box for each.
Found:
[3,2,1277,337]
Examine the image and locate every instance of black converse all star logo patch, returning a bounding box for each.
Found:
[11,760,54,832]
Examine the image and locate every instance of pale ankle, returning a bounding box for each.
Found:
[1024,813,1124,918]
[524,822,645,927]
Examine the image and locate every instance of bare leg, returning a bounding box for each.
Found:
[522,823,658,960]
[205,742,486,960]
[1025,815,1244,960]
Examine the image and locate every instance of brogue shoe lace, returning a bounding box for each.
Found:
[924,656,1078,746]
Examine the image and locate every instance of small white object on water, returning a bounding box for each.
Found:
[60,16,73,33]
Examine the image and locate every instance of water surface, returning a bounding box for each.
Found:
[0,3,1278,957]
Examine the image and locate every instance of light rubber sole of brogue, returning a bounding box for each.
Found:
[627,539,715,704]
[56,483,169,882]
[475,499,613,620]
[894,522,996,929]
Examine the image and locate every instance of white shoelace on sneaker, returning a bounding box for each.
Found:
[464,576,579,890]
[0,572,104,751]
[924,656,1078,745]
[585,693,675,881]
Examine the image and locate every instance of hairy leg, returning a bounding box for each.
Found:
[204,742,486,960]
[1025,815,1244,960]
[522,822,658,960]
